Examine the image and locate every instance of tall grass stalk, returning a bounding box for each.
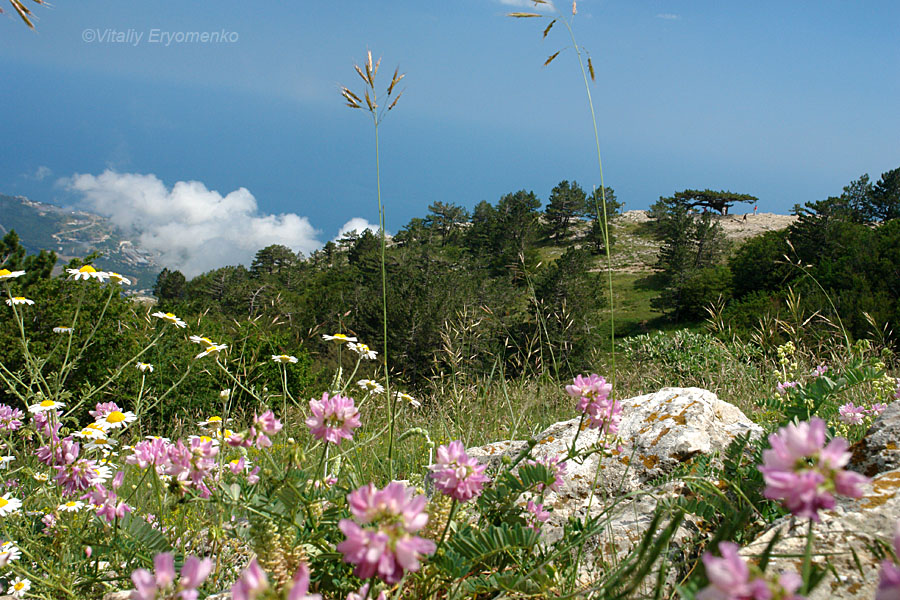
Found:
[341,51,405,479]
[510,3,616,382]
[509,4,620,592]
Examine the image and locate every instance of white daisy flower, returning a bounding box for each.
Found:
[198,415,229,429]
[0,541,21,566]
[195,344,228,359]
[5,297,34,306]
[58,500,86,512]
[348,342,378,360]
[357,379,385,394]
[32,473,49,482]
[27,399,64,414]
[94,410,137,430]
[97,449,120,461]
[144,435,171,442]
[84,437,118,452]
[7,576,30,598]
[67,264,108,281]
[0,456,14,469]
[322,333,357,343]
[189,335,217,347]
[107,272,132,285]
[136,362,154,373]
[0,493,22,516]
[271,354,298,364]
[219,389,231,400]
[73,423,107,439]
[52,326,73,334]
[395,391,421,408]
[0,269,25,280]
[91,465,113,484]
[215,428,236,441]
[151,311,187,328]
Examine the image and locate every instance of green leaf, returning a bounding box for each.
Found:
[447,523,540,566]
[120,513,172,555]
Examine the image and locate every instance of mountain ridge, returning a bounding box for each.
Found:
[0,193,161,291]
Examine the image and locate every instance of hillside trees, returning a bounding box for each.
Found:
[869,167,900,222]
[0,229,56,286]
[251,244,300,278]
[724,165,900,342]
[424,201,469,246]
[467,191,542,277]
[544,180,586,240]
[584,186,622,254]
[533,246,606,367]
[669,189,757,216]
[650,193,730,319]
[153,268,187,302]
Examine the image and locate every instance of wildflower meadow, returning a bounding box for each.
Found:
[2,2,900,600]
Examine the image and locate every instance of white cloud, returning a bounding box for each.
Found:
[334,217,382,242]
[24,165,52,181]
[64,170,321,277]
[656,13,680,20]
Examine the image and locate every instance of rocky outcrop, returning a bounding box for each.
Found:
[850,401,900,477]
[470,387,762,499]
[742,467,900,600]
[469,387,763,575]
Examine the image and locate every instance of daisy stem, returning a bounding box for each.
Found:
[281,364,288,417]
[215,361,263,404]
[800,517,815,593]
[58,284,85,390]
[135,363,193,419]
[436,498,458,554]
[69,330,166,418]
[135,373,146,437]
[316,444,328,481]
[341,357,363,396]
[64,285,116,388]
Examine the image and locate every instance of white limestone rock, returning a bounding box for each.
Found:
[469,387,763,582]
[741,467,900,600]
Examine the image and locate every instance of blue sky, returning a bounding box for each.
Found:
[2,1,899,274]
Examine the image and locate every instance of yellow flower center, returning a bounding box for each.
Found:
[12,297,25,302]
[208,416,222,422]
[66,501,78,507]
[200,436,213,443]
[334,333,348,339]
[39,400,55,407]
[14,582,24,590]
[106,411,126,423]
[94,439,109,446]
[0,498,8,508]
[0,269,9,277]
[79,265,97,273]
